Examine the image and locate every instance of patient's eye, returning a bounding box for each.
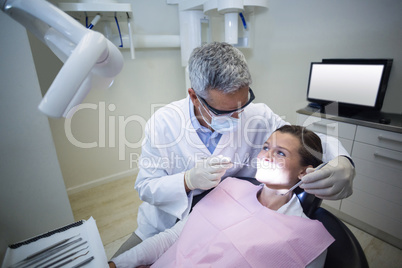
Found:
[263,145,269,151]
[276,150,286,157]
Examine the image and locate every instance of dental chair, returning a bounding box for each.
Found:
[191,177,369,268]
[294,187,369,268]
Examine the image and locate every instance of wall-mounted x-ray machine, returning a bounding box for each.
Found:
[172,0,269,66]
[170,0,269,89]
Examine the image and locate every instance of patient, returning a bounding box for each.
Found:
[109,125,334,268]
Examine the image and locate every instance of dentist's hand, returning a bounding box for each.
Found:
[300,156,355,200]
[185,155,233,191]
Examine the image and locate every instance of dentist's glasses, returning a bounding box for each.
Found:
[196,87,255,116]
[197,96,243,120]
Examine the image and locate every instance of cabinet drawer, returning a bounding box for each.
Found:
[353,172,402,207]
[343,186,402,222]
[355,126,402,151]
[354,158,401,188]
[352,142,402,170]
[341,196,402,240]
[297,114,356,140]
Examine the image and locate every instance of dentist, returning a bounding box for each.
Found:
[112,42,355,258]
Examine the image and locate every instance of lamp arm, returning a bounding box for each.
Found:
[1,0,124,118]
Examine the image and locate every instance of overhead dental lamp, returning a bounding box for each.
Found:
[0,0,124,118]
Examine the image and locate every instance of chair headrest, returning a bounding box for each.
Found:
[294,187,322,218]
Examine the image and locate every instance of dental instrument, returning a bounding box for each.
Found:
[50,251,89,268]
[34,241,88,268]
[11,237,83,268]
[281,162,328,196]
[87,14,101,29]
[8,234,79,268]
[231,161,250,167]
[71,256,95,268]
[39,246,89,268]
[200,157,250,167]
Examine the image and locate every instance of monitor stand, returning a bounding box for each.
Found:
[303,104,401,127]
[310,102,394,124]
[308,102,362,118]
[308,102,388,120]
[334,106,362,118]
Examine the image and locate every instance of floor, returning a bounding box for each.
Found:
[68,176,402,267]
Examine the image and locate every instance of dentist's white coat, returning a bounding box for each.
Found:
[134,96,348,240]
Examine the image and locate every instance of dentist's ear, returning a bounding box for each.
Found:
[298,165,313,179]
[188,88,199,106]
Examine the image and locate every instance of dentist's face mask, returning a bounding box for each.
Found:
[198,104,240,133]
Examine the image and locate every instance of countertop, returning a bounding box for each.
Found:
[297,107,402,134]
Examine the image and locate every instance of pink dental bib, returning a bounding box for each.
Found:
[152,178,334,267]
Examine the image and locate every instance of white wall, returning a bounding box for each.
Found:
[247,0,402,123]
[31,0,402,193]
[0,12,74,263]
[29,0,186,193]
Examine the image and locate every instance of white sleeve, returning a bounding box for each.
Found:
[316,133,351,163]
[111,217,188,268]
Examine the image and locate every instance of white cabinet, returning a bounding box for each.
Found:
[296,114,355,211]
[355,126,402,152]
[344,127,402,243]
[297,112,402,249]
[297,114,356,155]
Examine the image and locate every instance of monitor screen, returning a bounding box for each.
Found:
[307,59,392,111]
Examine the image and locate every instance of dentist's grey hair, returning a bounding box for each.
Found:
[188,42,252,99]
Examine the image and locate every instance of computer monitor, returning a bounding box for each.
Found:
[307,59,392,115]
